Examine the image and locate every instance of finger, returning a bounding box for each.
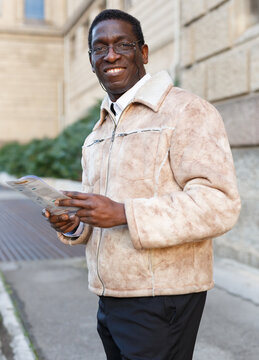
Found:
[50,220,70,229]
[76,209,93,217]
[49,213,70,223]
[61,222,80,233]
[52,223,75,233]
[61,191,93,200]
[51,218,80,233]
[55,198,93,209]
[49,213,76,227]
[42,209,50,218]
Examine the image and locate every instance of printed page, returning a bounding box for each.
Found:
[7,175,80,215]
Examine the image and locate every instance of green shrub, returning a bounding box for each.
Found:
[0,101,101,180]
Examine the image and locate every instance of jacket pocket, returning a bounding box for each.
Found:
[116,131,160,181]
[82,141,105,186]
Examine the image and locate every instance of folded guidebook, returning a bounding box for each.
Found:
[6,175,80,215]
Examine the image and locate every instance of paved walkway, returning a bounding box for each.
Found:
[0,258,103,360]
[0,185,85,261]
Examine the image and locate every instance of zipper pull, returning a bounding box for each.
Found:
[111,125,117,142]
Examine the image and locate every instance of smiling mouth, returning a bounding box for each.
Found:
[105,67,124,74]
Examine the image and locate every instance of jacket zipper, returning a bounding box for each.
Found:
[148,251,155,296]
[96,115,117,296]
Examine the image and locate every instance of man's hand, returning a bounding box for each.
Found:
[43,209,80,233]
[55,192,127,228]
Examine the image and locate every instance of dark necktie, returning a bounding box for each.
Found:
[110,103,116,116]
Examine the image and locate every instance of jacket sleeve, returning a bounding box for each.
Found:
[57,154,93,246]
[125,97,241,250]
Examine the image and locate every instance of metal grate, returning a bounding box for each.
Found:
[0,186,85,262]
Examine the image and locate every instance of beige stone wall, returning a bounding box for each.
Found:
[0,32,64,143]
[129,0,176,75]
[64,0,106,125]
[66,0,86,18]
[0,0,20,26]
[45,0,67,27]
[180,0,259,146]
[0,0,69,144]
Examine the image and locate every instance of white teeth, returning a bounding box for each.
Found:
[107,68,123,73]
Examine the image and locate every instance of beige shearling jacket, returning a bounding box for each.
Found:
[58,71,241,297]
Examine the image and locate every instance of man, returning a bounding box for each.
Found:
[44,9,241,360]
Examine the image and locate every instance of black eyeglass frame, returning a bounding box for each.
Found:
[88,40,142,57]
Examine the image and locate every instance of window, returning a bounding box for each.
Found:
[25,0,44,20]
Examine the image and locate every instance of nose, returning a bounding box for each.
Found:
[103,45,121,62]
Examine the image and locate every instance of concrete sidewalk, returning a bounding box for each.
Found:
[0,256,259,360]
[0,257,103,360]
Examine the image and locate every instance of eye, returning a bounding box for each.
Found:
[117,42,132,50]
[93,45,107,53]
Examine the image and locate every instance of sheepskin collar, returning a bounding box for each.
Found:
[97,71,173,128]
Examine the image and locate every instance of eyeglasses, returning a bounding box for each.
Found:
[89,40,141,57]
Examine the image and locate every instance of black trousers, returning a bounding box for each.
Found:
[97,291,207,360]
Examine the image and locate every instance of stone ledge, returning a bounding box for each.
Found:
[214,238,259,269]
[251,42,259,91]
[206,0,228,11]
[214,147,259,269]
[213,256,259,305]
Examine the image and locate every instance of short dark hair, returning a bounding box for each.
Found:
[88,9,145,49]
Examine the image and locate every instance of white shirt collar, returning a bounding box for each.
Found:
[108,73,151,122]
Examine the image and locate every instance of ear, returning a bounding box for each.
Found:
[89,53,96,73]
[141,44,149,65]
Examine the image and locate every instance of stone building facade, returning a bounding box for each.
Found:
[0,0,66,143]
[0,0,258,267]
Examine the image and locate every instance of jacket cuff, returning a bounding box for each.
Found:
[57,224,92,246]
[63,222,84,237]
[124,199,143,250]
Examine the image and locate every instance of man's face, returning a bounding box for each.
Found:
[89,19,148,102]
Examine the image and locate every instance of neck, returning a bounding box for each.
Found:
[108,71,147,102]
